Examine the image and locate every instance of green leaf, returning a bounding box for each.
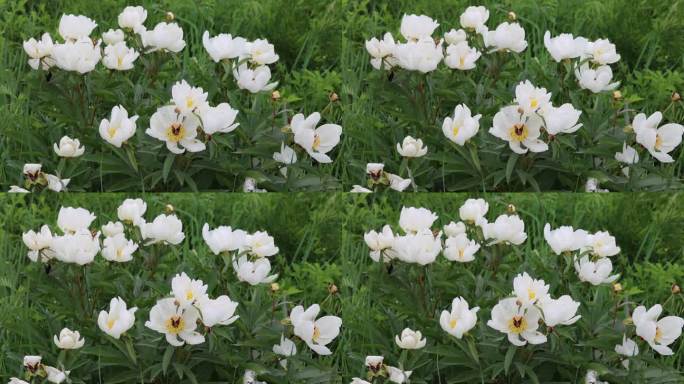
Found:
[506,153,518,184]
[504,346,516,374]
[162,346,174,375]
[162,154,175,183]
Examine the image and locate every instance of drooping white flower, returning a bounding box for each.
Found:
[9,186,30,193]
[489,105,548,154]
[542,103,583,135]
[399,206,437,234]
[443,233,480,262]
[540,295,581,327]
[145,298,205,346]
[396,136,427,158]
[273,143,297,164]
[290,304,342,355]
[273,335,297,357]
[45,174,70,193]
[52,38,102,74]
[444,41,481,70]
[387,173,411,192]
[22,225,54,262]
[395,328,426,349]
[543,224,588,255]
[444,28,467,45]
[291,112,342,163]
[440,297,479,338]
[614,335,639,357]
[632,111,684,163]
[483,214,527,245]
[243,370,266,384]
[58,14,97,41]
[392,230,442,265]
[53,136,85,158]
[365,355,384,371]
[101,221,124,237]
[44,366,69,384]
[243,177,266,193]
[118,6,147,31]
[117,198,146,225]
[543,31,587,62]
[23,163,42,180]
[584,38,621,65]
[23,33,55,70]
[615,143,639,164]
[459,6,489,31]
[459,198,488,224]
[243,39,279,65]
[487,297,547,346]
[140,22,186,53]
[232,255,278,285]
[197,295,239,328]
[202,31,246,62]
[51,229,100,265]
[584,231,620,257]
[53,328,85,349]
[364,225,395,262]
[387,366,413,384]
[399,14,439,41]
[365,32,397,70]
[585,177,609,193]
[102,28,125,45]
[97,297,137,339]
[102,41,139,70]
[99,105,138,147]
[146,105,206,154]
[241,231,279,258]
[574,255,619,285]
[575,64,619,93]
[512,272,550,307]
[632,304,684,356]
[57,206,96,234]
[202,224,247,255]
[101,233,138,262]
[171,80,209,116]
[198,102,239,136]
[483,22,527,53]
[9,377,30,384]
[514,80,552,116]
[585,370,608,384]
[140,214,185,245]
[442,221,465,238]
[233,64,278,93]
[23,355,42,373]
[393,39,443,73]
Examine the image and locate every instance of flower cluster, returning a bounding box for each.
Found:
[10,356,70,384]
[9,164,71,193]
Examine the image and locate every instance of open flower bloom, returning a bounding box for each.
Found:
[44,366,69,384]
[632,111,684,163]
[460,6,489,31]
[100,105,138,147]
[540,295,581,327]
[487,298,547,346]
[58,14,97,41]
[442,104,481,145]
[365,32,396,69]
[583,231,620,257]
[97,297,137,339]
[146,298,205,346]
[202,31,246,61]
[44,174,70,193]
[118,6,147,30]
[171,80,209,116]
[23,33,54,70]
[575,64,619,93]
[140,22,186,53]
[202,224,246,255]
[102,41,139,70]
[459,198,488,223]
[53,136,85,158]
[51,230,100,265]
[399,206,438,234]
[615,143,639,164]
[243,38,279,65]
[365,355,384,372]
[23,163,42,180]
[574,255,619,285]
[444,28,466,45]
[387,173,411,192]
[584,38,621,65]
[53,328,85,349]
[290,304,342,355]
[199,103,239,135]
[483,22,527,53]
[23,355,42,373]
[395,328,426,349]
[52,38,102,74]
[393,39,443,73]
[102,233,138,262]
[233,64,277,93]
[291,112,342,163]
[387,366,413,383]
[146,105,206,154]
[489,106,548,154]
[273,143,297,164]
[232,255,278,285]
[632,304,684,355]
[171,272,209,309]
[364,225,395,262]
[542,103,583,135]
[399,14,438,41]
[197,295,239,327]
[242,231,279,258]
[443,233,480,262]
[543,31,587,62]
[614,335,639,357]
[444,41,481,70]
[140,213,185,245]
[483,214,527,245]
[512,272,550,307]
[117,198,146,224]
[440,297,479,338]
[396,136,427,157]
[543,224,588,255]
[514,80,551,116]
[392,230,442,265]
[23,225,54,262]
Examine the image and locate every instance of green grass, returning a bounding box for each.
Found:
[0,192,682,382]
[1,0,683,191]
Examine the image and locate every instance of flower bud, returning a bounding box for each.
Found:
[165,12,175,21]
[612,90,622,101]
[328,283,338,295]
[506,204,516,214]
[271,90,281,101]
[270,282,280,293]
[612,282,622,293]
[329,92,339,102]
[165,204,174,214]
[672,92,681,102]
[507,11,517,21]
[623,124,633,133]
[672,284,681,294]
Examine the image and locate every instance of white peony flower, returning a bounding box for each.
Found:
[51,229,100,265]
[145,298,205,346]
[459,198,488,224]
[101,221,124,237]
[57,206,96,234]
[543,224,588,255]
[584,231,620,257]
[101,233,138,262]
[483,214,527,245]
[575,64,619,93]
[202,31,246,61]
[197,295,239,328]
[232,255,278,285]
[444,28,467,45]
[52,38,102,74]
[574,255,619,285]
[53,136,85,158]
[140,214,185,245]
[542,103,583,135]
[243,38,279,65]
[632,111,684,163]
[483,22,527,53]
[396,136,427,158]
[102,41,139,70]
[23,355,42,373]
[98,297,137,339]
[291,112,342,163]
[241,231,279,258]
[539,295,581,327]
[365,32,397,70]
[290,304,342,355]
[44,366,69,383]
[23,163,42,180]
[514,80,552,116]
[487,297,547,346]
[459,6,489,31]
[146,105,206,154]
[632,304,684,356]
[400,14,439,41]
[100,105,138,147]
[102,28,125,45]
[444,41,481,70]
[395,328,426,349]
[140,22,186,53]
[512,272,550,307]
[543,31,587,62]
[398,206,438,234]
[23,33,55,70]
[273,335,297,356]
[443,221,466,237]
[171,79,209,116]
[273,143,297,164]
[22,225,54,262]
[118,6,147,31]
[199,102,239,135]
[387,173,411,192]
[440,297,479,339]
[584,38,621,65]
[392,230,442,265]
[58,14,97,41]
[117,198,146,225]
[443,233,480,262]
[202,224,247,255]
[233,64,277,93]
[614,334,639,357]
[387,366,412,384]
[53,328,85,349]
[489,105,549,154]
[615,143,639,165]
[364,225,395,262]
[393,39,443,73]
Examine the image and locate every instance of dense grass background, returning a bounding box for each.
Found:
[0,192,682,382]
[0,0,683,191]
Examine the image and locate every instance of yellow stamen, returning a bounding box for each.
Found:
[655,327,663,343]
[452,124,461,137]
[509,123,529,142]
[165,315,185,334]
[528,289,536,301]
[530,98,539,109]
[312,135,321,151]
[166,123,186,143]
[186,291,194,301]
[312,326,321,342]
[655,135,663,150]
[107,319,115,329]
[507,315,527,334]
[449,318,458,329]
